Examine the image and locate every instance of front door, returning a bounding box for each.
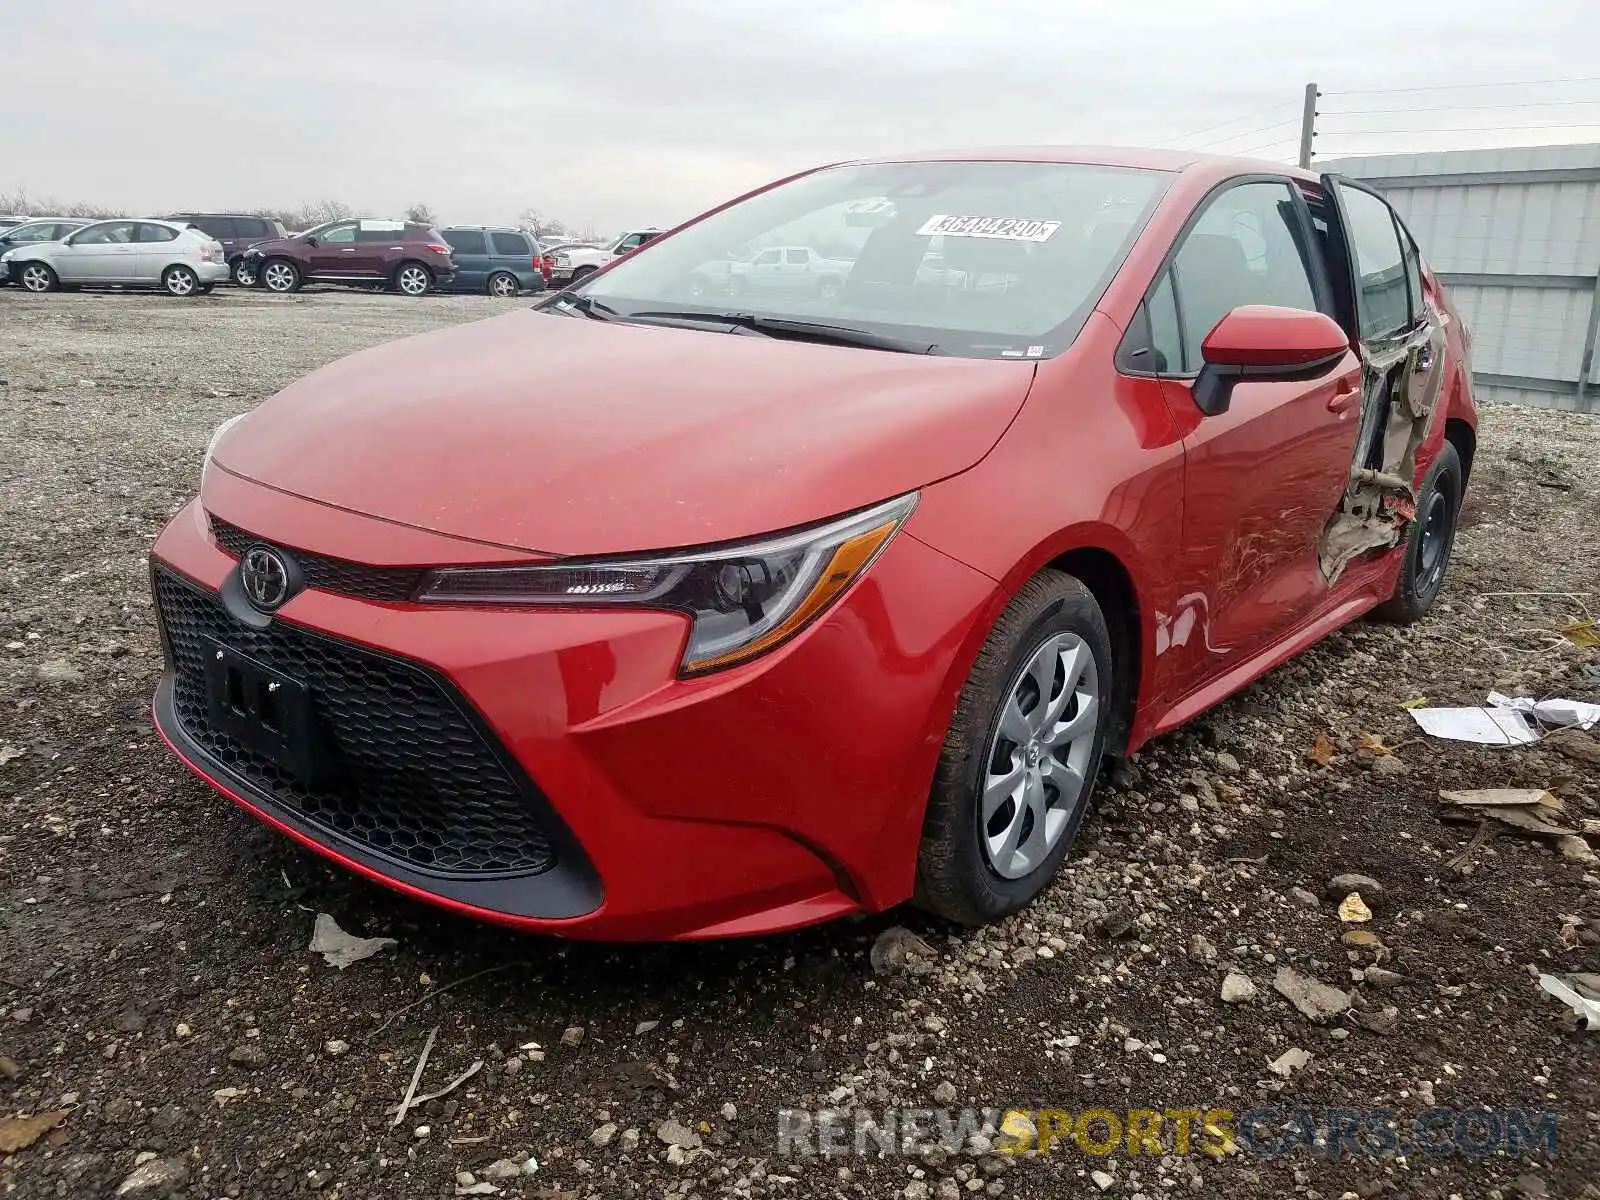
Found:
[1153,179,1362,697]
[306,221,360,279]
[62,220,140,282]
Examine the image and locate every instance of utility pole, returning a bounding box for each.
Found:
[1298,82,1320,169]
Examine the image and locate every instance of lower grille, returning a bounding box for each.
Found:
[209,516,427,604]
[155,567,556,878]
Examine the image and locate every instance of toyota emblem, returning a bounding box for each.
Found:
[240,545,293,612]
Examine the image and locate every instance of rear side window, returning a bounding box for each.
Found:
[445,229,488,255]
[784,248,809,264]
[491,231,528,256]
[195,217,236,240]
[234,218,268,238]
[136,223,180,243]
[1336,184,1410,341]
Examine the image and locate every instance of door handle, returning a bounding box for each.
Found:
[1327,374,1362,415]
[341,248,357,253]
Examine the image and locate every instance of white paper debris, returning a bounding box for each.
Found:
[1538,974,1600,1030]
[1407,705,1538,745]
[309,913,398,969]
[1487,692,1600,731]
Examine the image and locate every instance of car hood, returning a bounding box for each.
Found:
[211,311,1035,557]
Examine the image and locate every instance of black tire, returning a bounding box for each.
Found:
[231,258,257,287]
[260,258,300,293]
[394,260,433,296]
[16,261,58,293]
[570,264,596,282]
[197,284,215,295]
[486,271,520,298]
[915,570,1114,926]
[162,265,200,297]
[1372,442,1463,624]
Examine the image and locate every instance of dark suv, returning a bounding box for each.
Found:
[237,218,456,297]
[166,213,287,285]
[440,226,546,296]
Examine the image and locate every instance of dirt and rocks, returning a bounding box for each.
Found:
[2,288,1598,1199]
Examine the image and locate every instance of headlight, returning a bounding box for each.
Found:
[419,493,917,675]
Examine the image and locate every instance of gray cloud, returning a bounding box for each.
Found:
[2,0,1596,232]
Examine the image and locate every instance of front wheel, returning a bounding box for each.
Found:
[570,265,595,283]
[1372,441,1463,624]
[915,571,1113,926]
[17,262,58,293]
[394,261,432,296]
[162,264,200,297]
[487,271,519,298]
[261,258,300,293]
[232,259,258,287]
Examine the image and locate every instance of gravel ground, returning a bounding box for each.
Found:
[2,288,1598,1200]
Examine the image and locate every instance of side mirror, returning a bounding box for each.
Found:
[1192,305,1349,417]
[304,236,318,248]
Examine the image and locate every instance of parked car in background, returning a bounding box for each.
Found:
[236,218,455,296]
[0,218,91,282]
[551,229,662,283]
[166,213,288,284]
[440,226,545,296]
[1,218,227,296]
[0,215,27,231]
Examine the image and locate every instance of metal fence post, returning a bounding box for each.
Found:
[1579,269,1600,413]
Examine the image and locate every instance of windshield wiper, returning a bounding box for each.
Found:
[626,310,939,355]
[541,293,621,321]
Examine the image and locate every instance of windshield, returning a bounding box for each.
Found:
[572,160,1170,359]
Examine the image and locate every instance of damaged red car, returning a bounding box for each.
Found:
[150,148,1476,939]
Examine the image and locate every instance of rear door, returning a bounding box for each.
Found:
[1321,176,1442,476]
[134,222,183,282]
[62,220,140,282]
[1143,178,1363,695]
[443,228,489,290]
[491,230,532,285]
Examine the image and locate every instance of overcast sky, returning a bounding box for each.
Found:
[3,0,1598,232]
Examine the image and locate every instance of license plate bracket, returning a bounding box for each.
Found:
[201,636,325,785]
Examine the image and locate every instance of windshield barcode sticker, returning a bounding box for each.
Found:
[915,215,1061,242]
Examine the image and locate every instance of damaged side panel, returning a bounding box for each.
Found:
[1315,179,1445,584]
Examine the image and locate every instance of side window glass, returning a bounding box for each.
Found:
[443,229,487,255]
[785,248,809,264]
[491,231,527,256]
[136,223,179,243]
[1335,184,1409,341]
[1148,269,1183,373]
[1398,221,1424,324]
[320,223,358,245]
[1171,181,1318,370]
[754,249,780,266]
[75,222,136,245]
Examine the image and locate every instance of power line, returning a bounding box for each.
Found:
[1325,75,1600,97]
[1188,118,1301,152]
[1229,138,1300,157]
[1152,101,1299,148]
[1323,98,1600,116]
[1315,122,1600,135]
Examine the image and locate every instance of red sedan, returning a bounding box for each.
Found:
[150,147,1476,939]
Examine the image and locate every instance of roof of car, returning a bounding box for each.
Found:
[170,212,276,219]
[860,145,1317,180]
[441,225,529,233]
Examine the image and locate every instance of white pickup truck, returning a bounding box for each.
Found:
[551,229,663,283]
[726,245,852,300]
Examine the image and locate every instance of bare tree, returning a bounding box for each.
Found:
[405,202,438,225]
[0,185,122,219]
[517,208,570,239]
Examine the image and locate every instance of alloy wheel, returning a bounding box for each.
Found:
[234,261,257,287]
[165,267,196,296]
[20,264,53,292]
[981,632,1100,880]
[263,262,296,293]
[398,265,430,295]
[489,272,518,297]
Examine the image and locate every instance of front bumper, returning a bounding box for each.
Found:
[148,484,996,939]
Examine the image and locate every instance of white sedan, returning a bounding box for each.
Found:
[1,218,230,297]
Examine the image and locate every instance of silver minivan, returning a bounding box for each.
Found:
[1,219,230,296]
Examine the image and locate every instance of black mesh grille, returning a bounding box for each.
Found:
[210,516,427,603]
[155,567,556,878]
